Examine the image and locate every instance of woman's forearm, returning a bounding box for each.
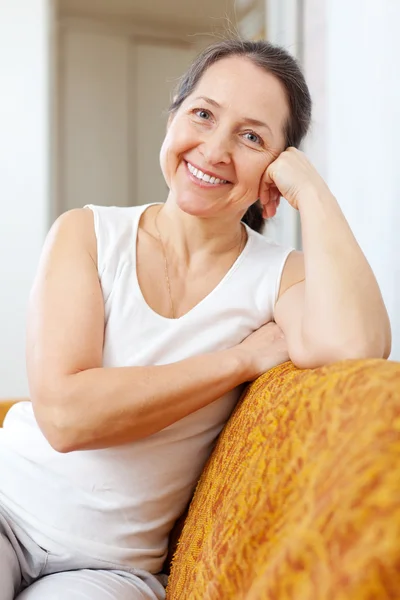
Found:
[36,347,252,453]
[298,188,391,358]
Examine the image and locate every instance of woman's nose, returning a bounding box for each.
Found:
[200,130,232,165]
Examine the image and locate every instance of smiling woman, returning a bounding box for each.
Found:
[166,41,311,232]
[160,57,288,228]
[0,38,391,600]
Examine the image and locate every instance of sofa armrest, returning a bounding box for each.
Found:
[167,358,400,599]
[0,399,26,426]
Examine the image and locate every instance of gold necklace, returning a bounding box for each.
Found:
[154,206,246,319]
[155,207,176,319]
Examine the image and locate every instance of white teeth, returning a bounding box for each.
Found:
[187,162,227,185]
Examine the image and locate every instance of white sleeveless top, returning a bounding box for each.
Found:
[0,203,293,574]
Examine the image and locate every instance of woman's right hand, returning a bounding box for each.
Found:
[236,321,289,381]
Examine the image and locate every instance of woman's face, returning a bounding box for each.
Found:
[159,56,289,222]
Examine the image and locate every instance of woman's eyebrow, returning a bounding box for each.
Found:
[193,95,273,136]
[243,117,273,136]
[194,95,220,108]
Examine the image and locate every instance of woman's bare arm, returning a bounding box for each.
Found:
[264,148,391,368]
[274,194,391,369]
[27,209,286,452]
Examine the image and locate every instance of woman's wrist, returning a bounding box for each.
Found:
[296,184,337,214]
[222,347,254,384]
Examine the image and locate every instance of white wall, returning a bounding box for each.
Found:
[59,23,195,212]
[267,0,399,360]
[303,0,400,360]
[265,0,302,247]
[60,28,131,211]
[0,0,51,396]
[325,0,400,361]
[134,42,195,205]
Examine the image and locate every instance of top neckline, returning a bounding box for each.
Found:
[133,203,254,323]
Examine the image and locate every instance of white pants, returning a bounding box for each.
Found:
[0,506,167,600]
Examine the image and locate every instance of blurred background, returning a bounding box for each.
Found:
[0,0,399,396]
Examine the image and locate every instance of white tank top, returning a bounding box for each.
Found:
[0,203,293,573]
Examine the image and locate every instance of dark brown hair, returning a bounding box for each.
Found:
[169,39,312,233]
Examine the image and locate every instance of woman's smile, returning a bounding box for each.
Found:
[184,160,232,189]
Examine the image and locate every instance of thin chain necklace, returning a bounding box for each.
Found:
[155,207,175,319]
[154,206,246,319]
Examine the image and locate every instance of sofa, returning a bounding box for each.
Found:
[2,358,400,599]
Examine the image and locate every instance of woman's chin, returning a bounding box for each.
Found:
[173,194,220,218]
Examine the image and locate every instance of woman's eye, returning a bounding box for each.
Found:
[243,131,263,145]
[194,109,211,120]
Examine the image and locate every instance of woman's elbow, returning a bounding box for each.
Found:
[347,327,391,361]
[32,388,80,454]
[289,336,389,370]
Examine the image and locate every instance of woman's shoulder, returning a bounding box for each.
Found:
[83,203,151,243]
[80,204,151,273]
[83,203,148,222]
[245,224,295,264]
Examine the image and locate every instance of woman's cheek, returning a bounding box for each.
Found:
[161,125,189,167]
[232,182,259,209]
[160,124,181,170]
[161,147,177,189]
[159,142,169,184]
[241,168,264,197]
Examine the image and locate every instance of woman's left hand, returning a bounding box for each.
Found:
[259,147,331,214]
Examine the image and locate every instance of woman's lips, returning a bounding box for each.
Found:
[184,161,231,189]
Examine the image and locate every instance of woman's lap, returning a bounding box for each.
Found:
[15,568,161,600]
[0,504,166,600]
[0,530,21,600]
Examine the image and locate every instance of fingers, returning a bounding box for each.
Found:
[258,182,281,219]
[258,152,284,219]
[263,164,275,186]
[259,185,270,219]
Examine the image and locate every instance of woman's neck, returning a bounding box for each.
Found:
[157,198,245,267]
